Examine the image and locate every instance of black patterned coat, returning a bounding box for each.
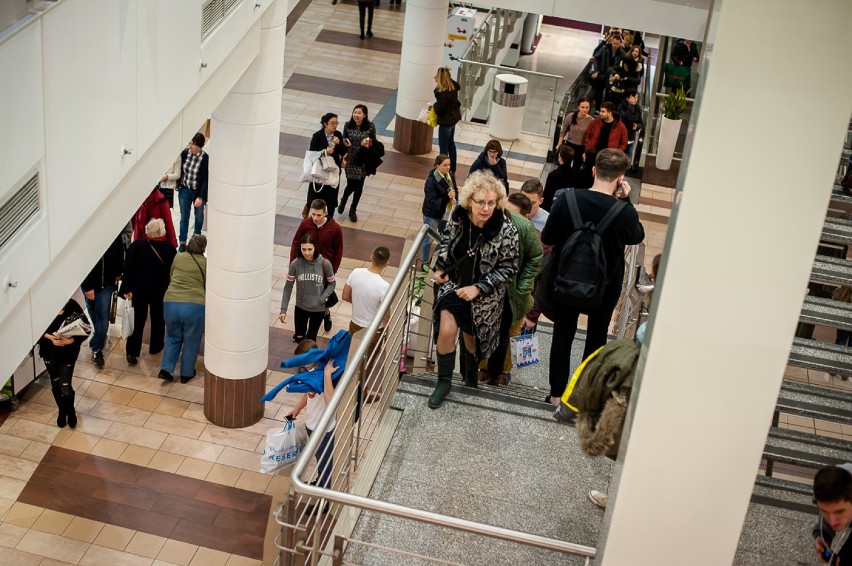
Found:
[433,205,519,359]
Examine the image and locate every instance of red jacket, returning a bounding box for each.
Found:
[584,115,629,153]
[133,188,177,248]
[289,218,343,272]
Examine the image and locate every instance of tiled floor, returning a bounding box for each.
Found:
[0,4,693,566]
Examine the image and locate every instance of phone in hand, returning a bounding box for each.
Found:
[823,548,832,562]
[285,414,295,422]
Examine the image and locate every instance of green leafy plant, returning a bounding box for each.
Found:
[662,84,689,120]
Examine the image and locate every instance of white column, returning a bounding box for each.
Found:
[598,1,852,564]
[203,0,286,427]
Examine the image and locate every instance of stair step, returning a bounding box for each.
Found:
[776,380,852,425]
[788,337,852,377]
[404,372,554,411]
[811,254,852,287]
[751,475,815,514]
[763,426,851,470]
[799,295,852,331]
[831,185,852,204]
[822,216,852,245]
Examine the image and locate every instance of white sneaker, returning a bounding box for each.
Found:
[588,490,607,509]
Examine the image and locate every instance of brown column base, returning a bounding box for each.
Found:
[204,370,266,428]
[392,114,434,155]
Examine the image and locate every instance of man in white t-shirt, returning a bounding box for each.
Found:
[521,179,550,232]
[343,247,391,399]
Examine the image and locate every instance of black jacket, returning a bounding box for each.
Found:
[672,39,699,67]
[433,81,462,127]
[309,129,347,168]
[179,147,210,202]
[38,299,88,364]
[616,100,643,136]
[357,139,385,177]
[119,238,177,302]
[591,43,624,80]
[81,235,124,293]
[422,169,456,219]
[468,152,509,190]
[543,163,580,212]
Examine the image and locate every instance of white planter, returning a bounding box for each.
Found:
[656,116,682,171]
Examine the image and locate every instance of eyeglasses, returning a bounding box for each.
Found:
[472,199,497,209]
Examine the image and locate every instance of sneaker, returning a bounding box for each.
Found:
[126,354,138,366]
[180,372,196,384]
[92,350,105,368]
[158,369,174,382]
[323,312,333,333]
[588,490,608,509]
[349,211,358,222]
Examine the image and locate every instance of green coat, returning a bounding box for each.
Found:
[507,211,543,324]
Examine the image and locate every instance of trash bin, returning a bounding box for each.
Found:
[489,74,528,140]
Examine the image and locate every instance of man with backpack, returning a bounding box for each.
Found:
[539,149,644,405]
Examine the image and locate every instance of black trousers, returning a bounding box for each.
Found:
[294,306,324,342]
[358,3,374,34]
[43,359,76,416]
[126,296,165,357]
[485,296,514,379]
[548,285,621,398]
[566,142,585,172]
[340,178,365,213]
[307,183,339,220]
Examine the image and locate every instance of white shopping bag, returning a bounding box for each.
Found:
[121,300,134,339]
[260,420,307,474]
[300,150,339,187]
[510,329,540,368]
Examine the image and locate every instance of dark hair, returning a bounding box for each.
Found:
[520,179,543,197]
[434,154,450,167]
[507,192,532,216]
[600,101,616,113]
[557,144,575,165]
[595,148,630,181]
[372,246,390,267]
[651,253,662,279]
[298,233,318,260]
[571,98,591,126]
[620,56,637,73]
[814,466,852,503]
[294,338,318,356]
[484,139,503,157]
[310,199,327,212]
[187,234,207,254]
[624,88,638,99]
[346,104,371,131]
[191,133,206,148]
[321,113,338,127]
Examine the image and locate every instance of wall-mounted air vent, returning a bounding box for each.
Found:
[202,0,242,40]
[0,170,40,252]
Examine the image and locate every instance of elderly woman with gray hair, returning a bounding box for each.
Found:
[428,171,519,409]
[159,235,207,383]
[119,218,177,366]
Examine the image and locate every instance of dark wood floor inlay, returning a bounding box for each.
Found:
[284,73,395,105]
[315,29,402,55]
[18,446,271,560]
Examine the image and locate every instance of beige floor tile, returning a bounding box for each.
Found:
[90,438,129,460]
[204,464,243,487]
[4,502,43,527]
[175,457,214,480]
[225,555,261,566]
[63,516,105,543]
[15,529,91,563]
[7,419,60,444]
[88,400,152,427]
[0,453,38,482]
[0,476,27,501]
[11,400,57,425]
[198,427,263,452]
[0,435,31,458]
[216,447,260,473]
[79,544,155,566]
[0,496,14,520]
[188,547,230,566]
[160,435,224,463]
[73,414,119,438]
[147,450,185,473]
[128,392,163,412]
[84,381,111,400]
[144,413,207,439]
[118,444,157,467]
[103,422,167,451]
[0,547,44,566]
[125,531,167,559]
[0,522,29,548]
[234,470,272,493]
[157,539,198,566]
[92,524,135,551]
[57,431,99,454]
[30,509,75,535]
[19,440,51,463]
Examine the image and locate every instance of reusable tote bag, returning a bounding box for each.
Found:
[260,420,306,474]
[510,328,540,368]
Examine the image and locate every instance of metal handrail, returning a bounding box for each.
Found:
[284,225,597,562]
[456,58,563,80]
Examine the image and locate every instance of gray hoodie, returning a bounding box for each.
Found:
[280,254,336,313]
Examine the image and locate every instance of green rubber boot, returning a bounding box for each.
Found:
[428,352,456,409]
[462,349,479,388]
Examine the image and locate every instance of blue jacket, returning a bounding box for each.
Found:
[261,330,352,400]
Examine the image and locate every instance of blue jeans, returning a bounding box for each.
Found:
[306,427,335,489]
[420,216,442,262]
[84,285,114,352]
[162,302,205,377]
[178,186,204,244]
[438,124,457,172]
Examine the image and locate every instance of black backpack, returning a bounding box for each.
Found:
[553,189,626,310]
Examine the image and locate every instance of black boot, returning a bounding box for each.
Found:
[462,349,478,388]
[52,387,67,428]
[428,352,455,409]
[64,392,77,428]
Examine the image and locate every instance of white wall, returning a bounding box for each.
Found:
[0,0,271,378]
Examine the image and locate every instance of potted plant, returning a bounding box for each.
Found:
[657,85,689,170]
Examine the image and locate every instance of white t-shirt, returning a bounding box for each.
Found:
[529,208,549,232]
[348,268,390,327]
[305,392,336,432]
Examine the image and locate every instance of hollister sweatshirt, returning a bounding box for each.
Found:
[280,255,336,313]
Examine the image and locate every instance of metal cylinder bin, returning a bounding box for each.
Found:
[490,74,528,140]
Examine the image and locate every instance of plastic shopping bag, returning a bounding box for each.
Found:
[121,300,134,339]
[260,420,306,474]
[510,328,539,368]
[426,106,439,127]
[417,103,432,123]
[300,150,325,184]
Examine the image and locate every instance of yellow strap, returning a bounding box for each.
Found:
[561,345,605,413]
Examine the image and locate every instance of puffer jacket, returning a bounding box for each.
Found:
[433,80,462,127]
[507,211,543,323]
[422,169,456,219]
[584,113,629,152]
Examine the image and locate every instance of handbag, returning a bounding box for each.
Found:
[121,300,134,339]
[426,106,438,127]
[259,420,306,474]
[325,291,339,309]
[109,290,118,324]
[663,62,690,89]
[510,328,540,368]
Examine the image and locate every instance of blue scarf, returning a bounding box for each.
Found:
[261,330,352,401]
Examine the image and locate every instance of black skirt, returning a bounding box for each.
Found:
[434,290,474,336]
